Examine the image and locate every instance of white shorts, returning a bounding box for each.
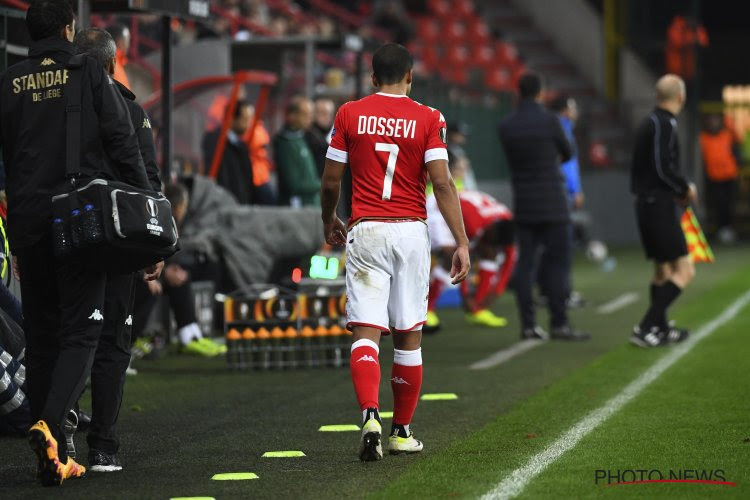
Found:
[346,220,430,333]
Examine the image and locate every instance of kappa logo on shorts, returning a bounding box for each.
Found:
[125,315,133,326]
[391,376,410,385]
[88,309,104,321]
[356,354,378,363]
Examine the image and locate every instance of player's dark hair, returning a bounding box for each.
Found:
[372,43,413,86]
[518,72,543,99]
[73,28,116,67]
[26,0,75,42]
[164,182,189,209]
[548,94,571,113]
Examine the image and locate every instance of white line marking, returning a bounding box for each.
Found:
[481,288,750,500]
[470,339,544,370]
[596,292,639,314]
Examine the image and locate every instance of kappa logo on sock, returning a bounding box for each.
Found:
[88,309,104,321]
[356,354,377,363]
[391,376,411,385]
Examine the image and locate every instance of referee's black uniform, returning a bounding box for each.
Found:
[0,36,149,462]
[631,107,690,262]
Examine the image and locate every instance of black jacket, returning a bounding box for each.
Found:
[498,99,572,224]
[0,37,149,250]
[202,129,255,205]
[116,81,161,192]
[304,124,330,178]
[630,107,689,199]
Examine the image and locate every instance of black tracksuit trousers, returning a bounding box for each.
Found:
[17,237,106,462]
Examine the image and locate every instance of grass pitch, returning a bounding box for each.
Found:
[1,246,749,499]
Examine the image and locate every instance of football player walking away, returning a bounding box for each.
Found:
[321,43,470,461]
[630,74,697,347]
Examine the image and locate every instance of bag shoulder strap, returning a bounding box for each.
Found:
[65,54,86,181]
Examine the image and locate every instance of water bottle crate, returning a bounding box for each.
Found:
[224,284,350,371]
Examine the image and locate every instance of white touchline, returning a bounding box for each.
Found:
[469,339,544,370]
[481,288,750,500]
[596,292,640,315]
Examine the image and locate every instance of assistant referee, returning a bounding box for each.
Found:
[630,74,697,348]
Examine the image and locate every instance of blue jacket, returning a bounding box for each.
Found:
[558,116,581,199]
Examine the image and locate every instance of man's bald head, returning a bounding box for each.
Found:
[656,74,685,103]
[655,74,686,115]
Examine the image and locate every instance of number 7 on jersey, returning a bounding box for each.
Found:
[375,143,399,200]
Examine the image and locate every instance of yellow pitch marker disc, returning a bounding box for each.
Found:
[319,425,360,432]
[262,451,306,458]
[420,393,459,401]
[211,472,259,481]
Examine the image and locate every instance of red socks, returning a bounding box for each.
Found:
[427,278,444,312]
[351,340,424,426]
[391,348,423,426]
[350,339,380,410]
[472,260,499,312]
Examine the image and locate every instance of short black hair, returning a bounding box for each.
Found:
[26,0,75,42]
[372,43,413,86]
[548,94,571,113]
[233,99,251,120]
[164,182,189,209]
[285,95,308,115]
[73,28,116,67]
[518,72,543,99]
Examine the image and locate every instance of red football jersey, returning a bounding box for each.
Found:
[459,191,513,240]
[327,92,448,223]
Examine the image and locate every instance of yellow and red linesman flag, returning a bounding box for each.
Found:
[681,207,714,263]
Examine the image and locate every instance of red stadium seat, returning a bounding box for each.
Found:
[444,45,470,67]
[494,42,519,67]
[484,67,512,92]
[452,0,475,19]
[416,16,440,44]
[471,45,495,69]
[443,19,466,43]
[428,0,450,17]
[466,17,491,46]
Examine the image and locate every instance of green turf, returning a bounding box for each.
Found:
[1,246,748,499]
[375,251,750,500]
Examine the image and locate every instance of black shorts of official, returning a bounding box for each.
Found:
[635,195,689,263]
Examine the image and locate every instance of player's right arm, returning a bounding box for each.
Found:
[320,104,349,246]
[426,158,470,284]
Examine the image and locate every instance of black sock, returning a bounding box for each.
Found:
[659,281,682,324]
[391,423,410,438]
[640,281,682,330]
[363,407,382,425]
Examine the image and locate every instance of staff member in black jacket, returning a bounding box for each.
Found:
[630,74,696,348]
[73,27,162,472]
[498,73,589,341]
[0,1,159,486]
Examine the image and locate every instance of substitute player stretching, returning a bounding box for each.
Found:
[321,43,470,462]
